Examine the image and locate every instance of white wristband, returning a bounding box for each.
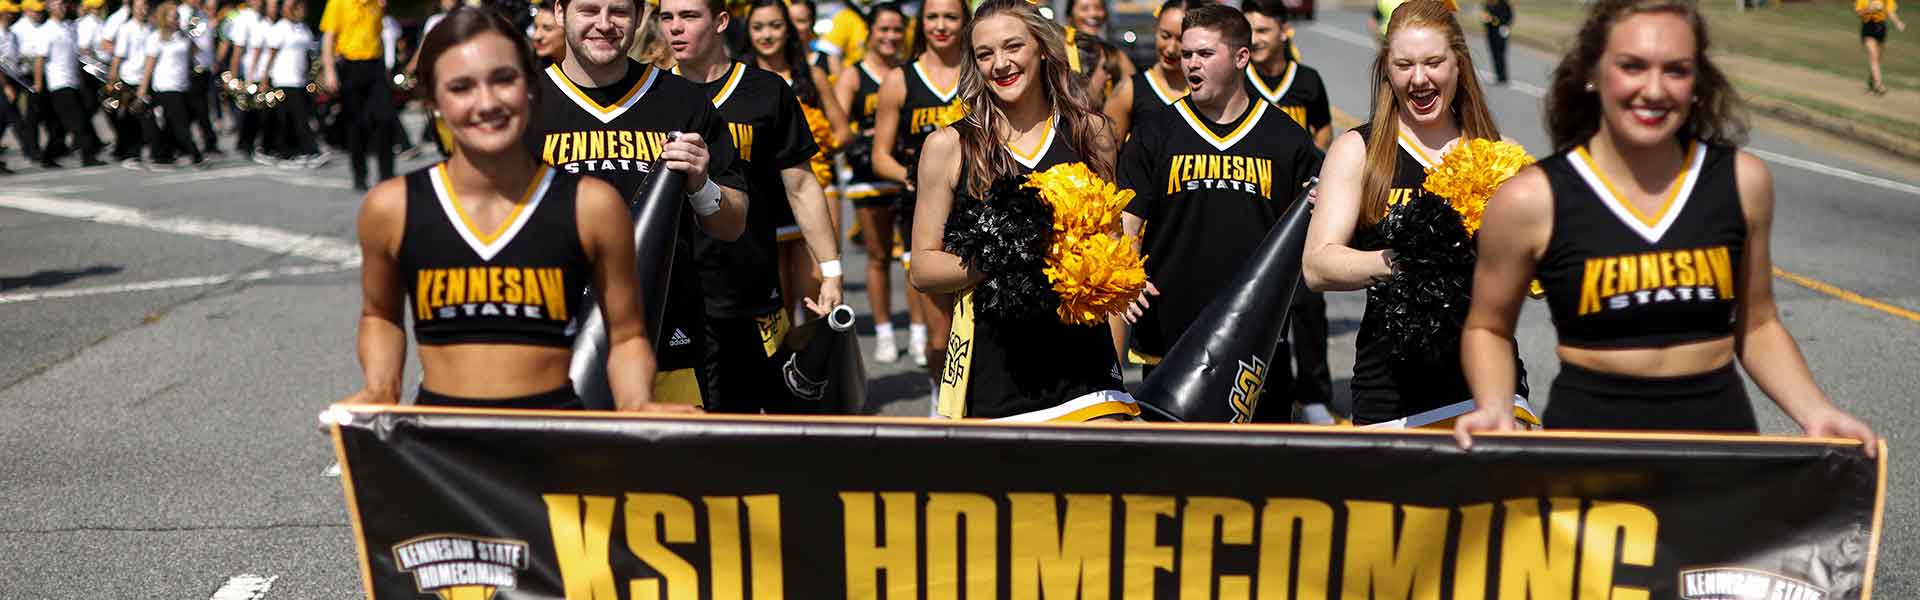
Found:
[819,259,843,278]
[687,179,721,216]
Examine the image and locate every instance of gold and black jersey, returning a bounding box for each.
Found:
[1538,141,1744,349]
[400,163,588,348]
[1343,124,1527,423]
[940,117,1126,420]
[892,60,965,171]
[678,62,819,319]
[1243,62,1331,133]
[1127,68,1187,133]
[1118,97,1321,360]
[523,59,745,366]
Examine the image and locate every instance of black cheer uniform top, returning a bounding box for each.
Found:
[844,61,905,201]
[893,60,962,183]
[1537,141,1744,349]
[1347,124,1527,424]
[1243,62,1331,134]
[1127,68,1186,134]
[401,164,588,348]
[940,117,1127,419]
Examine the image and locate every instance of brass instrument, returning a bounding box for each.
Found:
[100,79,144,114]
[184,13,208,39]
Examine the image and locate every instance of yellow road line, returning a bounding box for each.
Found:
[1774,267,1920,323]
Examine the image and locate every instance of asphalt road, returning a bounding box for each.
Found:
[0,8,1915,597]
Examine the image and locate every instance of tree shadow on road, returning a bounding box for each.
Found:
[0,265,124,292]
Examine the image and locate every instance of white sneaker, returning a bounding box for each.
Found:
[910,342,928,368]
[1297,403,1337,425]
[873,332,899,363]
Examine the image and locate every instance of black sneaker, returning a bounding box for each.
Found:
[0,163,14,175]
[83,157,108,167]
[38,159,63,169]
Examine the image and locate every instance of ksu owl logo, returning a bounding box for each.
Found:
[392,534,530,600]
[1227,356,1267,424]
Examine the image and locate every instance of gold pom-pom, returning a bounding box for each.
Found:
[1421,138,1532,237]
[1024,162,1148,326]
[801,103,837,188]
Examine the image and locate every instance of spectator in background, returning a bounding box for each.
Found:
[1065,0,1106,37]
[1482,0,1510,85]
[319,0,396,191]
[1857,0,1904,95]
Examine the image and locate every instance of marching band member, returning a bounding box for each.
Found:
[226,0,261,158]
[243,0,278,163]
[31,0,105,166]
[1101,0,1198,142]
[179,0,219,154]
[74,0,101,116]
[833,1,926,364]
[139,0,206,167]
[344,7,690,412]
[257,0,322,165]
[1303,0,1527,425]
[739,0,851,323]
[107,0,151,167]
[1118,3,1322,422]
[912,0,1133,421]
[663,0,844,412]
[872,0,968,381]
[319,0,398,191]
[16,0,62,166]
[525,0,749,405]
[1454,0,1878,451]
[0,0,21,174]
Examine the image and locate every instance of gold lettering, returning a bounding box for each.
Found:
[571,132,588,162]
[1600,258,1618,298]
[1181,497,1255,600]
[1008,493,1110,600]
[539,269,569,321]
[926,493,997,600]
[521,268,544,313]
[503,269,522,304]
[543,494,619,600]
[1578,501,1658,600]
[1341,501,1445,600]
[1167,156,1183,195]
[841,492,918,600]
[429,270,448,308]
[467,267,488,306]
[445,268,466,305]
[1579,259,1603,315]
[704,497,746,600]
[1453,503,1494,600]
[1708,247,1737,300]
[1674,251,1696,285]
[415,270,434,320]
[1691,249,1716,289]
[487,267,503,303]
[593,131,609,160]
[1638,254,1661,290]
[625,493,699,600]
[1257,158,1272,198]
[1122,495,1176,600]
[744,495,785,600]
[1256,499,1333,600]
[1616,256,1637,294]
[1498,498,1581,600]
[1659,252,1677,288]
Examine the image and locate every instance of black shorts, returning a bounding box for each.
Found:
[1544,361,1757,432]
[846,182,905,210]
[414,384,583,410]
[1863,21,1888,42]
[703,311,798,414]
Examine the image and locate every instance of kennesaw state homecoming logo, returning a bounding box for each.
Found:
[1680,567,1827,600]
[1226,356,1267,424]
[392,534,530,600]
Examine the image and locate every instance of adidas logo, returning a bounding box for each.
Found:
[669,329,692,347]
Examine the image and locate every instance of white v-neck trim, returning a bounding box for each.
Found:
[1007,116,1059,169]
[675,62,747,108]
[1245,62,1297,104]
[1565,143,1706,244]
[1173,99,1267,152]
[913,62,958,102]
[544,64,659,124]
[1395,130,1443,170]
[429,165,557,261]
[1143,69,1186,105]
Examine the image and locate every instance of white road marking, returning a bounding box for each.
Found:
[1302,20,1920,198]
[0,195,361,264]
[0,263,354,304]
[0,164,120,183]
[208,574,277,600]
[322,462,340,477]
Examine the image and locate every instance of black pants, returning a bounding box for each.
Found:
[236,102,263,155]
[274,87,319,157]
[30,90,67,160]
[415,383,583,409]
[142,91,201,163]
[336,58,395,186]
[1486,27,1510,83]
[1286,285,1332,405]
[188,70,219,152]
[703,312,798,414]
[6,81,43,160]
[48,88,102,161]
[1545,361,1757,432]
[112,105,147,160]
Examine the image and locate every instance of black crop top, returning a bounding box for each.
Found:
[400,164,591,348]
[1537,142,1745,349]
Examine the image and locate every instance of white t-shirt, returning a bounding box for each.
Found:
[113,22,149,84]
[244,14,273,80]
[10,18,42,71]
[381,16,400,69]
[225,7,256,72]
[99,6,128,53]
[180,5,215,66]
[267,19,310,88]
[29,18,81,91]
[146,29,192,92]
[0,27,18,80]
[76,14,102,60]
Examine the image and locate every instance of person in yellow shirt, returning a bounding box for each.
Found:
[1858,0,1905,95]
[318,0,392,190]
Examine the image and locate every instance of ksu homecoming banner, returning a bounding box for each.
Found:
[328,407,1885,600]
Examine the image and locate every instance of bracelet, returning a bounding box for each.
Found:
[819,259,843,278]
[686,179,721,216]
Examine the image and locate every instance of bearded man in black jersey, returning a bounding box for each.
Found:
[526,0,749,407]
[1116,3,1327,423]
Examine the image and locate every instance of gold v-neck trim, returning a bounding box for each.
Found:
[430,164,556,261]
[544,64,657,123]
[913,61,959,102]
[1006,115,1058,169]
[1245,61,1297,104]
[1143,68,1188,105]
[674,62,747,107]
[1172,98,1267,152]
[1567,142,1707,244]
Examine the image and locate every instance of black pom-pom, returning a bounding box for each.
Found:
[1370,191,1476,362]
[944,176,1058,322]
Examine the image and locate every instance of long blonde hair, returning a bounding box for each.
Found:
[954,0,1112,198]
[1359,0,1499,227]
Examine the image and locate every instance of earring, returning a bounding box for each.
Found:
[1691,95,1699,104]
[1583,81,1595,92]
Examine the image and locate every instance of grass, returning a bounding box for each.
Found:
[1768,88,1920,141]
[1513,0,1918,92]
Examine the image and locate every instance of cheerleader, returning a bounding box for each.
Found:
[872,0,968,379]
[341,7,691,413]
[1303,0,1526,425]
[911,0,1133,421]
[1454,0,1877,452]
[1065,0,1108,37]
[832,1,927,363]
[106,0,150,166]
[782,0,836,79]
[1101,0,1197,142]
[256,0,321,165]
[740,0,852,321]
[138,0,205,167]
[530,2,563,66]
[1857,0,1904,95]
